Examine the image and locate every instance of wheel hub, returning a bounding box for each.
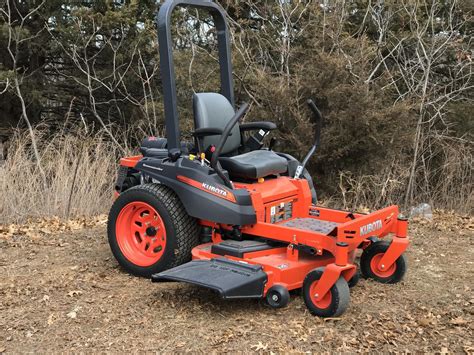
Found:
[310,281,332,309]
[146,226,158,237]
[115,201,167,267]
[370,253,396,278]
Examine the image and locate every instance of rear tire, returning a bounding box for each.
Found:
[108,183,199,277]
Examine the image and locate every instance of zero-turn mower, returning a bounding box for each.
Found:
[108,0,409,317]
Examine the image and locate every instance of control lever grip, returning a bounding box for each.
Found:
[307,99,322,123]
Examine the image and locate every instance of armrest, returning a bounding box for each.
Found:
[192,127,224,137]
[239,121,277,132]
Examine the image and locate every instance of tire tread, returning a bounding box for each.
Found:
[135,183,199,268]
[108,183,199,276]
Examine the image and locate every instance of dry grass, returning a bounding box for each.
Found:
[431,140,474,213]
[1,125,471,224]
[337,163,409,212]
[336,141,474,214]
[0,128,121,224]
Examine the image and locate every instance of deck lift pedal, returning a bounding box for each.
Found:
[107,0,409,317]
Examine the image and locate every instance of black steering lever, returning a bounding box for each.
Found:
[210,103,250,189]
[294,99,324,179]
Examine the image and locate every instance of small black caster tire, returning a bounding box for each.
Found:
[303,267,350,317]
[348,268,360,288]
[360,241,407,284]
[266,285,290,308]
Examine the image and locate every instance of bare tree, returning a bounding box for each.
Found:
[47,16,147,154]
[1,0,47,182]
[364,0,473,207]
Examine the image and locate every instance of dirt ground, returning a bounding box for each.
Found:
[0,212,473,353]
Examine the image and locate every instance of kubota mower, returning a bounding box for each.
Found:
[107,0,409,317]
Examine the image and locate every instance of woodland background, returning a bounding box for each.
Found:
[0,0,472,222]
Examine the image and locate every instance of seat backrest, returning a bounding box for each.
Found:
[193,92,241,155]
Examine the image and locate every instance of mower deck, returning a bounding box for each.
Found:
[153,240,336,298]
[152,198,409,303]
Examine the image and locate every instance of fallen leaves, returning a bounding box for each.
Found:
[47,314,56,326]
[418,318,432,327]
[449,317,468,326]
[324,317,342,322]
[251,341,268,351]
[66,311,77,319]
[0,215,107,240]
[417,312,439,327]
[418,210,474,237]
[66,306,82,319]
[67,290,83,297]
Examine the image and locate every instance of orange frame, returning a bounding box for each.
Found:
[194,176,409,300]
[118,156,409,300]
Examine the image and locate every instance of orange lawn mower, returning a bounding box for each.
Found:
[107,0,409,317]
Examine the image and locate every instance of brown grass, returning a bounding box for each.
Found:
[336,140,473,214]
[0,128,121,224]
[1,125,471,224]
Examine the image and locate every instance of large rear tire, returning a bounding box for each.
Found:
[108,183,199,277]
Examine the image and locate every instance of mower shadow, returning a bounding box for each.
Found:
[150,283,288,314]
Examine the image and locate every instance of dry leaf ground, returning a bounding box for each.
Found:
[0,212,473,353]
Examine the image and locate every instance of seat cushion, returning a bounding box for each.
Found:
[219,150,288,179]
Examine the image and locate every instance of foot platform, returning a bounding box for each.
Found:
[151,258,267,299]
[280,218,338,235]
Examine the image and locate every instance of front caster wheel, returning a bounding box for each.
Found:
[266,285,290,308]
[303,268,350,317]
[360,241,407,284]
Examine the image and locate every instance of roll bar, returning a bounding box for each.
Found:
[156,0,235,151]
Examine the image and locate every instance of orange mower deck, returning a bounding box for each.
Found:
[152,175,409,314]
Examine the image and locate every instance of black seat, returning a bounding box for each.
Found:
[219,150,287,179]
[193,92,287,179]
